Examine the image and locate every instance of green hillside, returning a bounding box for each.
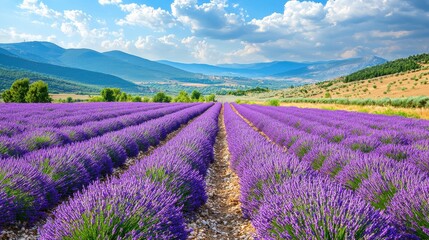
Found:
[343,53,429,82]
[0,67,100,94]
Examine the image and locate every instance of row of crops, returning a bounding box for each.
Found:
[228,103,429,239]
[0,102,216,235]
[1,101,429,239]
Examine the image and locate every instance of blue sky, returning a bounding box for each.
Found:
[0,0,428,64]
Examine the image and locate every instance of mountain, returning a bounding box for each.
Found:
[160,57,387,81]
[0,41,389,94]
[273,56,387,80]
[103,51,195,81]
[0,42,197,82]
[0,51,144,93]
[158,60,308,77]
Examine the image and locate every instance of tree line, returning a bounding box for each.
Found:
[1,78,51,103]
[1,79,216,103]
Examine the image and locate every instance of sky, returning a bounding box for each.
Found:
[0,0,428,64]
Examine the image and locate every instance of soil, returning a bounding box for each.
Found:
[187,106,255,240]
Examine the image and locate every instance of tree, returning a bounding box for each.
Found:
[152,92,171,103]
[132,96,142,102]
[205,94,216,102]
[117,92,129,102]
[101,88,116,102]
[324,92,332,98]
[1,90,13,103]
[191,90,201,100]
[10,78,30,103]
[66,97,73,103]
[174,91,191,103]
[112,88,122,101]
[25,81,52,103]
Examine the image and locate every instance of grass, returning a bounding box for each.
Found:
[279,102,429,119]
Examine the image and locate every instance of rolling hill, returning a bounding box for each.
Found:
[160,56,387,80]
[0,49,144,93]
[251,53,429,100]
[0,41,391,95]
[0,67,100,94]
[0,42,198,82]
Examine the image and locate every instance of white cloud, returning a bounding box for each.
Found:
[135,35,179,50]
[171,0,254,39]
[19,0,61,18]
[0,27,56,43]
[117,4,175,30]
[12,0,429,63]
[61,10,91,37]
[101,38,131,50]
[98,0,122,6]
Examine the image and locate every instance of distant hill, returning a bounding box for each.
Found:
[0,50,144,93]
[160,56,387,81]
[0,67,100,94]
[252,53,429,100]
[344,54,429,82]
[0,41,394,94]
[0,41,197,82]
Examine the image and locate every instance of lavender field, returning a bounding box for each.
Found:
[1,102,429,239]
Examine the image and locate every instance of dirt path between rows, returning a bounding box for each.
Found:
[187,106,254,240]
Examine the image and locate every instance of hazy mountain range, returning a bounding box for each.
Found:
[0,41,387,94]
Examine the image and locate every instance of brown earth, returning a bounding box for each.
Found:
[259,65,429,99]
[187,105,255,240]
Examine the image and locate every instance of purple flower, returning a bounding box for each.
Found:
[0,159,58,224]
[239,154,312,219]
[342,136,381,153]
[335,154,394,190]
[254,175,400,239]
[320,149,360,180]
[39,177,187,240]
[358,162,427,210]
[388,180,429,239]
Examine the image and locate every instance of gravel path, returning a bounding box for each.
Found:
[187,106,255,240]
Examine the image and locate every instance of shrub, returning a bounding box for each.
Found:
[267,99,280,106]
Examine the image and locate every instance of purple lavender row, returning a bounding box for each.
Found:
[0,103,194,158]
[244,104,429,174]
[0,103,212,229]
[246,104,429,145]
[265,104,429,131]
[1,103,166,130]
[235,104,429,238]
[0,102,138,121]
[260,104,429,140]
[0,103,166,138]
[224,103,401,239]
[38,103,221,239]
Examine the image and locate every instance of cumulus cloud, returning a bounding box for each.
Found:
[19,0,61,18]
[101,37,131,50]
[117,4,176,30]
[98,0,122,5]
[13,0,429,63]
[0,27,56,42]
[171,0,256,39]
